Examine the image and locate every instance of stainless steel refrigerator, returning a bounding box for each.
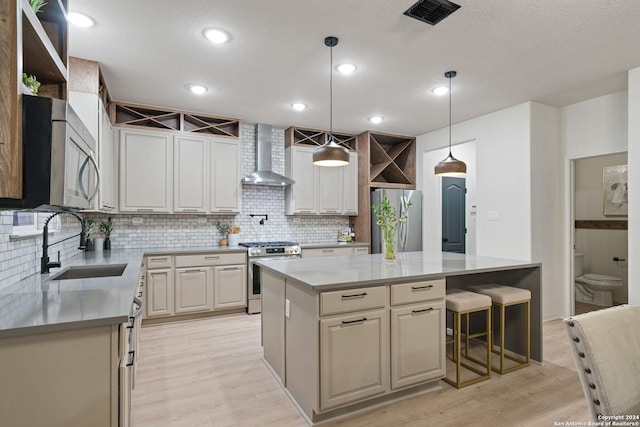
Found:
[371,189,422,254]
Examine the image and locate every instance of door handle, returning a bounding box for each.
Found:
[442,237,449,242]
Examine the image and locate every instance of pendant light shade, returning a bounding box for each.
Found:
[313,36,349,167]
[434,70,466,177]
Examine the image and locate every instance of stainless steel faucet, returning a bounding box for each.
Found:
[41,212,86,274]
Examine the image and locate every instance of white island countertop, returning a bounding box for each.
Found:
[256,251,540,291]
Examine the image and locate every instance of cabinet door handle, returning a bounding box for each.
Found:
[412,307,434,315]
[136,208,154,212]
[205,256,220,260]
[221,267,240,271]
[411,285,434,291]
[150,257,168,262]
[341,317,367,325]
[126,351,135,366]
[183,269,202,273]
[341,292,367,300]
[325,210,338,213]
[217,209,233,212]
[182,208,199,212]
[322,249,334,253]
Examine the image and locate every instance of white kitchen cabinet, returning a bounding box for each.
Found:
[286,146,317,214]
[344,152,358,215]
[119,129,173,213]
[174,136,208,213]
[175,267,212,314]
[210,139,242,213]
[0,324,126,427]
[213,264,247,309]
[146,267,174,317]
[98,100,116,211]
[320,309,389,410]
[390,301,446,390]
[286,145,358,215]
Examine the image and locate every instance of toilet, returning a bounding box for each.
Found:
[574,252,622,307]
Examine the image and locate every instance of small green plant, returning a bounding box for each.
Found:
[372,196,412,260]
[22,73,41,95]
[81,217,95,240]
[216,222,230,237]
[28,0,47,14]
[99,217,114,238]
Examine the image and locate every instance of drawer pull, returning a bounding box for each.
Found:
[411,285,434,291]
[136,208,153,212]
[221,267,240,271]
[184,269,201,273]
[412,307,434,315]
[341,317,367,325]
[182,209,199,212]
[341,292,367,300]
[205,256,220,260]
[322,249,334,253]
[150,257,168,262]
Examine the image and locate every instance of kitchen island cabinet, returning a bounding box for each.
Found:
[257,251,541,425]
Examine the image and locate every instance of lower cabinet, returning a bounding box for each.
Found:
[213,264,247,309]
[145,252,247,320]
[390,301,446,389]
[320,309,389,411]
[175,267,212,314]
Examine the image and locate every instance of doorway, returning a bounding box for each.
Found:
[572,152,628,315]
[442,177,466,253]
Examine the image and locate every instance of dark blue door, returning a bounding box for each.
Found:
[442,177,466,253]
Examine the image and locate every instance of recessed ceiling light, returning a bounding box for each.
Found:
[186,84,208,95]
[432,86,449,96]
[368,116,383,124]
[203,28,231,44]
[291,103,307,111]
[67,12,95,28]
[336,63,357,75]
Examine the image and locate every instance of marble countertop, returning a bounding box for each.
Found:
[0,245,247,338]
[256,251,540,291]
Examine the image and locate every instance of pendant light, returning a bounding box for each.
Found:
[313,36,349,167]
[434,71,467,177]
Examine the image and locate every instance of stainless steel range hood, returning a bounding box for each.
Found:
[242,124,294,186]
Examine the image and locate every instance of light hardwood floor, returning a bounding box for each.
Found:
[132,314,589,427]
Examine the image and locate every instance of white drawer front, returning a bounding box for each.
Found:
[175,252,246,268]
[391,279,445,306]
[146,255,173,269]
[320,286,388,316]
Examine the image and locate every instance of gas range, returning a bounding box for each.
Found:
[239,241,301,257]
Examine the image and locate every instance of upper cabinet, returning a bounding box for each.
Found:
[357,131,416,189]
[0,0,68,199]
[119,127,241,214]
[284,126,358,216]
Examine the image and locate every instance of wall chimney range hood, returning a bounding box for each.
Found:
[242,124,295,186]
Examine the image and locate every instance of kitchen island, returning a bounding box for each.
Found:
[257,251,541,425]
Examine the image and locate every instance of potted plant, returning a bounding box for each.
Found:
[216,222,230,246]
[28,0,47,14]
[99,217,114,250]
[228,225,241,246]
[22,73,41,95]
[82,217,95,251]
[372,196,412,261]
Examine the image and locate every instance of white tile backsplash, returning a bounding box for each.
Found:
[0,125,350,288]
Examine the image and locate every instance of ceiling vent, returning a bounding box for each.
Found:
[403,0,461,26]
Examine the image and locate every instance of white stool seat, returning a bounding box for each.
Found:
[472,284,531,305]
[446,289,492,312]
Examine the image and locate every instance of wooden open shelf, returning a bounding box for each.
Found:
[113,102,241,138]
[285,126,357,151]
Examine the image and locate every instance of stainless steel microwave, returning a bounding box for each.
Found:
[0,96,99,211]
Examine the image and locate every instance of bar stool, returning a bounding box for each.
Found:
[444,289,492,388]
[471,284,531,374]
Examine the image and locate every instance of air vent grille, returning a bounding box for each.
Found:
[403,0,461,26]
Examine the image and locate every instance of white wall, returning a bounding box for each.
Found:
[530,102,563,320]
[417,102,533,260]
[628,68,640,305]
[562,89,630,313]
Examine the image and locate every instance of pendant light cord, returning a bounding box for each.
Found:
[448,73,452,156]
[329,42,333,140]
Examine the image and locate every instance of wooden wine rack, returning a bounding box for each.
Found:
[113,102,241,138]
[284,126,357,151]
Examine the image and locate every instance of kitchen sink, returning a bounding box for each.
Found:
[49,264,127,280]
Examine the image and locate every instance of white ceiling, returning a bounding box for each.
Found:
[68,0,640,136]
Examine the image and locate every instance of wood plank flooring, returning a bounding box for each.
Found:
[132,314,589,427]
